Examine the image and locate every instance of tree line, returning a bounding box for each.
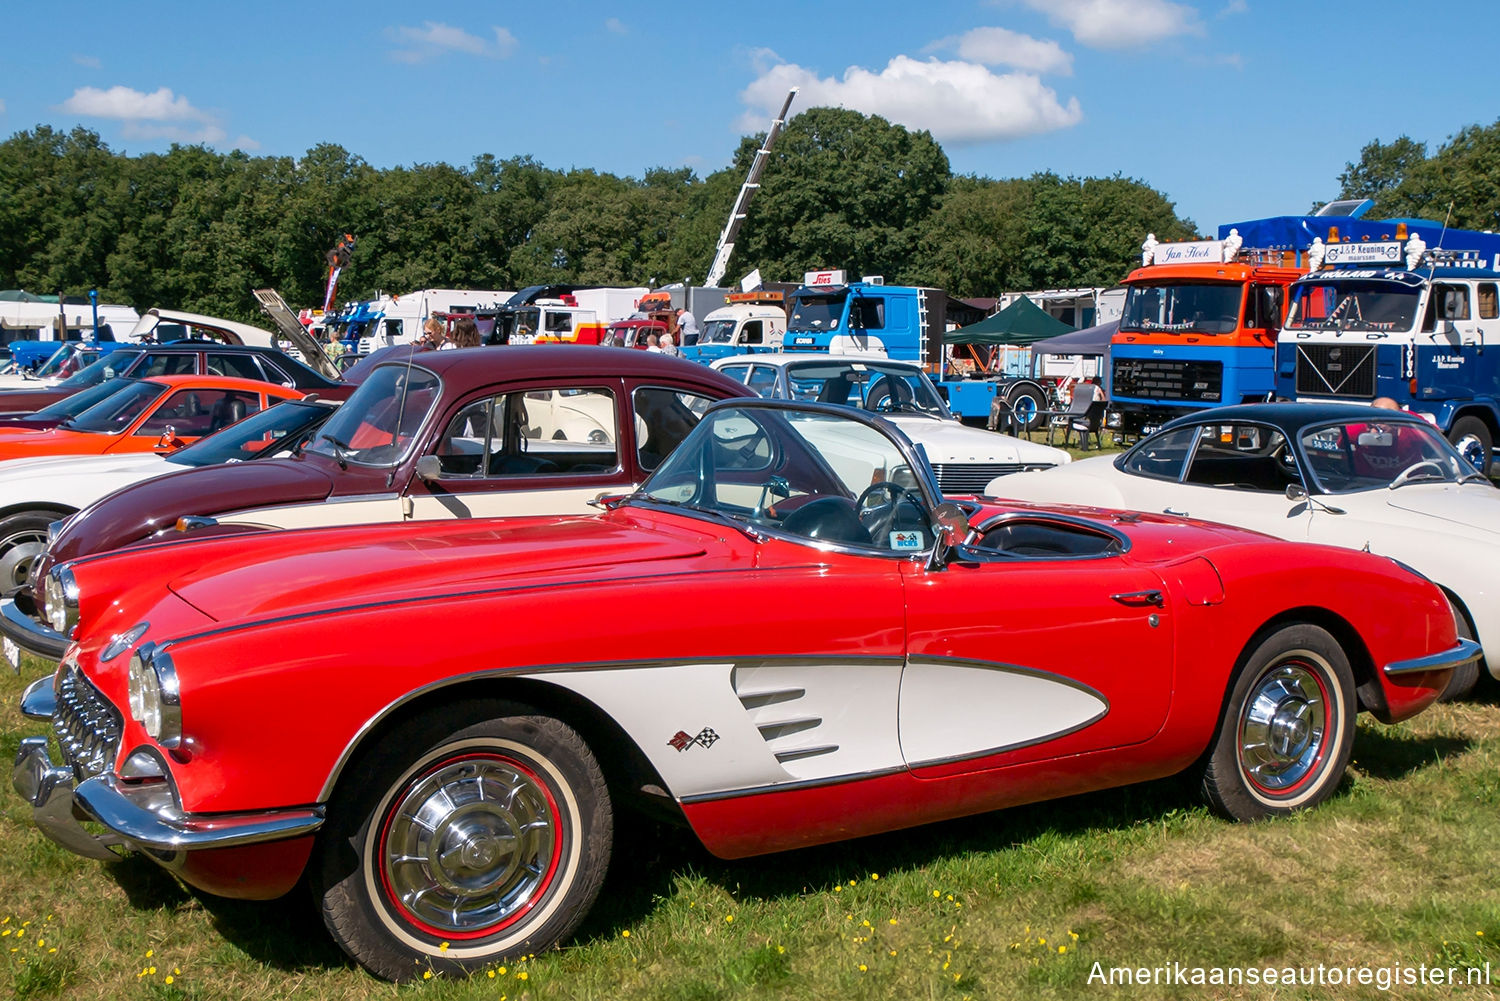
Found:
[19,104,1417,327]
[1335,120,1500,231]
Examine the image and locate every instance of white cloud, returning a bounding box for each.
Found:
[57,85,251,146]
[60,85,213,123]
[1020,0,1202,49]
[0,99,6,114]
[1220,0,1248,15]
[231,134,261,151]
[935,27,1073,76]
[740,54,1082,145]
[605,17,627,35]
[72,54,102,69]
[387,21,516,63]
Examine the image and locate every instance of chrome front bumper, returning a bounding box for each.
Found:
[1383,638,1484,678]
[1,597,67,661]
[13,683,326,860]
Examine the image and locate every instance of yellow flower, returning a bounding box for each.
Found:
[889,950,897,957]
[932,890,941,897]
[834,886,842,893]
[845,914,853,921]
[725,915,734,924]
[47,948,56,955]
[888,918,897,925]
[1069,931,1079,941]
[148,966,157,975]
[498,966,507,975]
[862,920,872,928]
[1,931,10,938]
[174,969,180,976]
[439,941,450,952]
[488,970,497,979]
[518,971,529,981]
[776,945,785,954]
[166,976,175,985]
[858,964,867,972]
[146,949,154,958]
[1039,938,1046,945]
[423,971,433,980]
[621,930,630,938]
[870,873,879,880]
[1058,946,1067,954]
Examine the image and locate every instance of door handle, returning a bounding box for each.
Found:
[1163,507,1188,517]
[1111,590,1164,607]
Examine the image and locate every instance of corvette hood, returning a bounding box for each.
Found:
[164,515,711,623]
[1381,482,1500,537]
[887,415,1071,466]
[50,459,337,563]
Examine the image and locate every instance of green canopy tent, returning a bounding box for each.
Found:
[944,295,1073,346]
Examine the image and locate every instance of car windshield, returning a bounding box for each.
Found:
[168,399,334,468]
[782,361,949,416]
[33,378,142,421]
[1285,281,1421,333]
[700,319,738,344]
[787,295,844,332]
[54,350,142,389]
[1121,282,1243,334]
[306,363,439,466]
[63,380,166,433]
[1299,418,1483,492]
[638,403,936,552]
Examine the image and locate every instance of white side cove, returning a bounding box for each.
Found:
[523,657,1109,800]
[897,659,1108,767]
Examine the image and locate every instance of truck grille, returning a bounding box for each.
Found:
[1294,344,1376,399]
[1111,359,1223,403]
[52,666,122,781]
[934,463,1033,493]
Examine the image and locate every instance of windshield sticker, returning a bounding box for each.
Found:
[890,530,925,550]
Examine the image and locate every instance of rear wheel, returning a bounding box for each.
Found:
[1201,624,1355,820]
[1005,385,1047,433]
[0,511,55,598]
[1448,416,1493,476]
[314,701,612,981]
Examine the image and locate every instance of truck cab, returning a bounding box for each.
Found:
[1110,240,1302,435]
[679,291,788,363]
[779,270,938,362]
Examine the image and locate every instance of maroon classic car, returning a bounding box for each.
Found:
[6,346,748,658]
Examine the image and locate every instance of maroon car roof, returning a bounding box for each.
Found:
[371,345,750,398]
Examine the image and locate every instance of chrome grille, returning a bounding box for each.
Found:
[52,666,122,781]
[935,462,1030,493]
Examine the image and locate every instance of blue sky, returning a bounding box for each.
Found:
[4,1,1499,245]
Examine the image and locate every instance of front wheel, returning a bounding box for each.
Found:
[314,701,613,981]
[0,511,57,598]
[1448,416,1493,476]
[1201,624,1355,820]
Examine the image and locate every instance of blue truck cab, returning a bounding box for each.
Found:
[781,271,939,362]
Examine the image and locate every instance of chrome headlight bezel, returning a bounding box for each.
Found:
[126,643,182,748]
[45,566,80,636]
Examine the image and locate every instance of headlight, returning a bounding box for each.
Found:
[44,567,79,636]
[126,644,182,748]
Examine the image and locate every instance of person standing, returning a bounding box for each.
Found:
[677,308,700,346]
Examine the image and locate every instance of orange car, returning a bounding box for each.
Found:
[0,375,305,461]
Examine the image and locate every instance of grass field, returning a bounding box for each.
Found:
[5,651,1500,1000]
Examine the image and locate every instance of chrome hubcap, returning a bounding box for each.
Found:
[0,529,46,595]
[1239,663,1328,792]
[382,757,557,934]
[1454,434,1486,472]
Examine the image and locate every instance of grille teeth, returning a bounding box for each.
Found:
[51,667,122,781]
[935,463,1029,493]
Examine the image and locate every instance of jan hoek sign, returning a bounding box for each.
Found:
[1324,241,1402,265]
[1154,241,1223,265]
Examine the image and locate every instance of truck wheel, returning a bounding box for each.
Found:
[0,512,55,598]
[1200,624,1355,821]
[315,700,612,981]
[1448,416,1492,475]
[1005,385,1047,432]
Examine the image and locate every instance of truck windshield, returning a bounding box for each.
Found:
[788,295,845,332]
[1121,283,1243,335]
[700,319,739,344]
[1285,281,1420,333]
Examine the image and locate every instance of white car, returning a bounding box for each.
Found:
[985,401,1500,699]
[0,398,334,595]
[711,353,1070,493]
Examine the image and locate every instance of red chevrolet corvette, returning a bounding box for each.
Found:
[14,400,1475,980]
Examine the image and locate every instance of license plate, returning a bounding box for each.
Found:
[3,635,19,672]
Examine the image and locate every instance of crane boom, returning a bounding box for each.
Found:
[705,87,798,289]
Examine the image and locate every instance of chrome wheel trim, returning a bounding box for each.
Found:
[1453,433,1487,471]
[1011,394,1039,427]
[380,754,558,937]
[1238,660,1330,796]
[0,527,47,595]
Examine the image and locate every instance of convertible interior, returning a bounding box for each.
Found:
[970,514,1126,558]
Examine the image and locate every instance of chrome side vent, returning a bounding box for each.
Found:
[755,717,821,741]
[773,744,839,763]
[735,686,804,710]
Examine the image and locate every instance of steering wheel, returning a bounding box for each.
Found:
[1388,459,1446,489]
[856,481,920,542]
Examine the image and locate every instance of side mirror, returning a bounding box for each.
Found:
[1285,483,1307,502]
[927,501,971,569]
[154,426,185,452]
[414,455,443,481]
[588,491,630,511]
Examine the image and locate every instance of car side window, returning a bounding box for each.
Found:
[1182,424,1296,491]
[634,386,716,471]
[1121,426,1197,481]
[436,388,619,478]
[742,320,763,345]
[135,388,259,437]
[207,353,263,381]
[746,366,779,397]
[140,352,197,377]
[717,364,752,385]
